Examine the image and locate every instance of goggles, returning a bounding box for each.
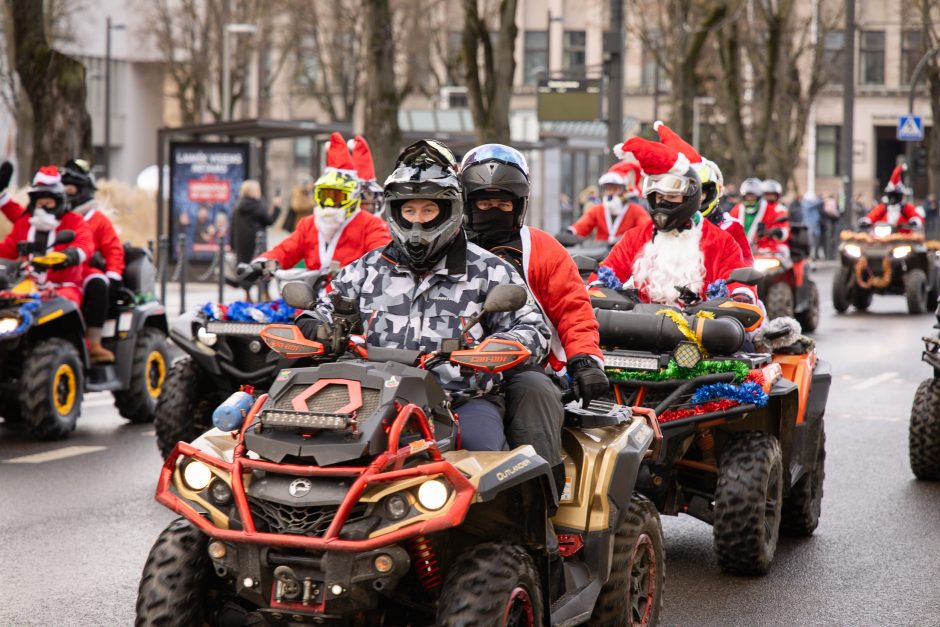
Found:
[642,173,697,197]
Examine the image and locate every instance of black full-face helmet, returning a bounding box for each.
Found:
[61,158,97,207]
[383,140,463,272]
[643,167,702,231]
[459,143,531,231]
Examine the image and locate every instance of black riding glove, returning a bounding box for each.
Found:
[295,315,329,341]
[567,354,610,408]
[769,227,786,240]
[756,223,767,237]
[59,247,82,268]
[16,241,30,257]
[0,160,12,191]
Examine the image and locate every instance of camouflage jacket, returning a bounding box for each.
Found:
[312,235,550,395]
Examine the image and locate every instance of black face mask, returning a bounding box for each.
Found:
[468,209,516,247]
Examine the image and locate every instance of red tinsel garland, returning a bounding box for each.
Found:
[658,399,738,423]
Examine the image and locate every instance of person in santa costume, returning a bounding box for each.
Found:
[348,136,384,216]
[859,163,922,232]
[597,137,753,306]
[568,163,650,243]
[459,143,609,498]
[652,120,753,264]
[0,166,94,308]
[246,132,390,278]
[729,177,790,254]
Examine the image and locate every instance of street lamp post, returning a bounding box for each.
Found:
[692,96,715,151]
[222,23,257,122]
[104,17,125,180]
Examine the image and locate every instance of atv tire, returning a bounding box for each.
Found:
[832,266,852,313]
[781,421,826,536]
[591,494,664,626]
[135,517,209,626]
[796,281,820,332]
[21,338,83,439]
[905,269,929,314]
[852,286,872,311]
[713,432,783,576]
[114,328,169,423]
[910,378,940,480]
[765,282,794,321]
[154,357,215,459]
[437,542,541,627]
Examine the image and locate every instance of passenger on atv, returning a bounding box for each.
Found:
[858,163,922,234]
[295,139,552,464]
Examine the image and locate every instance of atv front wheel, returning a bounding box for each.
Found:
[113,328,169,422]
[713,432,783,576]
[154,357,215,458]
[765,282,794,320]
[781,421,826,536]
[796,281,820,332]
[910,379,940,480]
[135,518,209,626]
[905,269,929,314]
[832,266,852,313]
[437,542,541,627]
[21,338,83,439]
[591,494,664,626]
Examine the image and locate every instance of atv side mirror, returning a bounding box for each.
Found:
[282,281,317,311]
[572,255,598,277]
[728,267,764,286]
[483,284,528,314]
[54,229,75,245]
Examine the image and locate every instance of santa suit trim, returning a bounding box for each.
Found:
[602,205,628,244]
[318,208,360,271]
[743,202,766,242]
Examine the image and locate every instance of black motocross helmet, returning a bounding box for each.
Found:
[459,143,530,230]
[61,158,97,207]
[383,140,463,272]
[643,167,702,231]
[27,166,71,219]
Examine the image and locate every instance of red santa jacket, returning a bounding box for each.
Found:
[519,226,603,371]
[729,200,790,253]
[570,202,651,242]
[865,202,922,230]
[257,209,390,270]
[718,212,753,265]
[600,220,751,303]
[0,202,95,290]
[80,205,125,283]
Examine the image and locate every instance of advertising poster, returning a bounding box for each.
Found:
[169,142,249,261]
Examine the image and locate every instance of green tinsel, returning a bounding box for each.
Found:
[606,359,750,383]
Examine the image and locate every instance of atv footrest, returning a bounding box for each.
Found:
[563,400,632,428]
[86,364,122,391]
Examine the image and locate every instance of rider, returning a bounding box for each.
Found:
[296,139,551,459]
[248,132,390,276]
[729,177,789,254]
[0,166,94,307]
[348,135,384,216]
[459,143,609,492]
[859,163,923,232]
[568,167,650,243]
[597,137,753,306]
[61,159,125,364]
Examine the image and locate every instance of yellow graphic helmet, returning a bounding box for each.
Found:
[314,169,361,216]
[696,158,724,218]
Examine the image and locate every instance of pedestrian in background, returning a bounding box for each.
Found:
[924,193,938,239]
[820,193,841,259]
[284,178,314,232]
[802,193,822,260]
[231,180,281,266]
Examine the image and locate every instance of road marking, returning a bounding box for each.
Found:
[2,445,107,464]
[850,372,899,390]
[141,430,155,437]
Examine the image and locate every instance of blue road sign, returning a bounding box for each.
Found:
[897,115,924,141]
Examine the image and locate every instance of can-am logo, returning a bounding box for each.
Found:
[496,458,531,481]
[288,478,312,497]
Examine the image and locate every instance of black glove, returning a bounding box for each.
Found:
[757,223,767,237]
[295,315,329,341]
[59,247,82,268]
[16,241,30,257]
[0,161,12,191]
[89,251,107,271]
[567,354,610,408]
[769,227,786,240]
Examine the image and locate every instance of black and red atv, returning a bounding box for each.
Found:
[136,283,665,626]
[910,304,940,480]
[753,223,820,331]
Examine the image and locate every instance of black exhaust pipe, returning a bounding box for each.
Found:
[596,309,745,356]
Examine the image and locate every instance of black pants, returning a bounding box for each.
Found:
[82,275,109,328]
[503,370,564,467]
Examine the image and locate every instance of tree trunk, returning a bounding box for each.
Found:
[462,0,518,144]
[361,0,401,181]
[8,0,92,174]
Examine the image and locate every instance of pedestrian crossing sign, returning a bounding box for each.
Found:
[897,115,924,141]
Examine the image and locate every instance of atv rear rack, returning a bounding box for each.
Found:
[156,395,476,551]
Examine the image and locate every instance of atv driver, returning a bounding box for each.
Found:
[859,163,923,233]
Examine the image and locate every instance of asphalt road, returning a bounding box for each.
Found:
[2,267,940,626]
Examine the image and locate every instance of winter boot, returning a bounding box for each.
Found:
[87,328,115,364]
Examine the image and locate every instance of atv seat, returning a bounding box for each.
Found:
[123,244,156,295]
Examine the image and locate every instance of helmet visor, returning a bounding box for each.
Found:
[460,144,529,176]
[642,173,697,197]
[317,187,349,207]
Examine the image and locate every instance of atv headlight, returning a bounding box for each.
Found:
[0,316,21,335]
[892,245,912,259]
[843,244,862,258]
[753,257,782,273]
[417,480,449,511]
[182,460,213,491]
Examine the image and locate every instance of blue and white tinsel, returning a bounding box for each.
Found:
[0,294,41,338]
[706,279,729,300]
[596,265,623,290]
[200,298,297,324]
[690,381,768,407]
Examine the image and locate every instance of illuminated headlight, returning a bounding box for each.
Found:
[753,257,782,273]
[0,316,21,334]
[673,341,702,369]
[843,244,862,258]
[604,354,659,371]
[261,410,348,430]
[182,460,213,491]
[197,326,218,346]
[417,480,449,511]
[874,225,893,238]
[892,245,912,259]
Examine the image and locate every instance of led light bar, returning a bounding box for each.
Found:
[261,409,349,430]
[206,321,265,336]
[604,354,660,371]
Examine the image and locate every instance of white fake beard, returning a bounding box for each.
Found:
[632,222,705,306]
[29,208,60,231]
[886,204,901,226]
[604,195,625,217]
[315,207,345,241]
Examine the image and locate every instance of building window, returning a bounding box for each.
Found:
[816,125,841,177]
[294,137,313,169]
[901,30,925,84]
[523,30,548,84]
[640,33,663,88]
[822,30,844,82]
[563,30,586,72]
[860,30,885,86]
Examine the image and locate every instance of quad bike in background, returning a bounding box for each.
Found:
[555,230,613,264]
[154,266,334,458]
[0,235,169,439]
[136,283,665,626]
[909,304,940,480]
[753,223,820,332]
[833,223,940,315]
[590,270,831,576]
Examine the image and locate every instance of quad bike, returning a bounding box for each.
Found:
[909,304,940,480]
[833,223,940,315]
[555,231,613,264]
[0,233,169,439]
[137,283,665,626]
[590,270,830,576]
[154,266,334,458]
[753,223,820,332]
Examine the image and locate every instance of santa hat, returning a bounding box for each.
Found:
[617,136,690,178]
[326,132,356,174]
[608,161,642,191]
[349,135,377,182]
[885,163,906,192]
[653,120,701,164]
[33,165,62,186]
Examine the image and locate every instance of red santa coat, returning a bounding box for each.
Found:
[865,202,922,230]
[600,220,751,303]
[80,205,125,285]
[519,226,603,371]
[0,202,95,305]
[717,212,753,264]
[729,200,790,253]
[257,209,390,271]
[570,202,652,242]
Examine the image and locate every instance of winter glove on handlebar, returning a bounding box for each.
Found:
[769,228,786,240]
[756,223,767,238]
[59,247,82,268]
[567,354,609,408]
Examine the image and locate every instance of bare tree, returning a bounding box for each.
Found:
[917,0,940,199]
[361,0,402,179]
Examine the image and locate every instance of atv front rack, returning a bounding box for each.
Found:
[156,395,476,551]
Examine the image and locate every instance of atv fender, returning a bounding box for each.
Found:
[29,297,88,367]
[787,359,831,485]
[110,303,170,389]
[168,313,224,377]
[475,445,554,503]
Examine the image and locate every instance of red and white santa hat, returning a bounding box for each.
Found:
[885,163,906,192]
[653,120,701,164]
[326,132,357,176]
[608,160,642,192]
[616,136,691,178]
[33,165,63,186]
[349,135,377,182]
